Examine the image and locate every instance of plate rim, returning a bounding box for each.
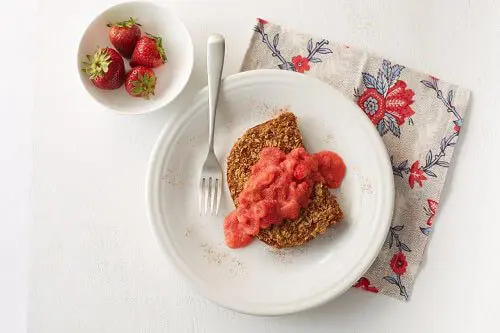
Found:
[146,69,394,315]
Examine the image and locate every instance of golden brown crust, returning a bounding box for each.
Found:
[257,183,343,248]
[227,112,303,201]
[226,112,343,249]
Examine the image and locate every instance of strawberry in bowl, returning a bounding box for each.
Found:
[130,33,167,68]
[81,47,125,90]
[125,66,156,99]
[107,17,141,58]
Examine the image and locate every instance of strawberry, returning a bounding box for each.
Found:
[305,154,319,173]
[81,47,125,90]
[289,148,308,161]
[259,201,281,228]
[260,147,286,163]
[125,66,156,99]
[130,33,167,68]
[251,200,280,229]
[280,158,298,174]
[293,161,311,180]
[275,186,288,203]
[295,180,313,206]
[261,187,276,200]
[314,151,346,188]
[107,17,141,58]
[280,200,301,220]
[237,211,260,236]
[224,212,253,249]
[237,189,262,208]
[251,200,271,219]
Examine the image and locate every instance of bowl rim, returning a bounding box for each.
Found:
[76,0,194,115]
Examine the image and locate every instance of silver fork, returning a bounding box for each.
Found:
[199,34,225,216]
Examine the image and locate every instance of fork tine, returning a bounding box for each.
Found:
[204,177,211,215]
[210,177,216,216]
[215,178,221,216]
[199,178,205,216]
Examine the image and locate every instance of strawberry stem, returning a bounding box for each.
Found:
[81,47,111,80]
[131,72,156,100]
[107,17,140,28]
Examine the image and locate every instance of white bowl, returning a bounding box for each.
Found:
[77,1,193,114]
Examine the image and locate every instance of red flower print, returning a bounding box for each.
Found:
[408,160,427,189]
[291,55,310,73]
[257,18,268,25]
[357,88,386,125]
[426,199,439,226]
[454,123,461,133]
[354,277,379,293]
[390,252,408,275]
[384,80,415,125]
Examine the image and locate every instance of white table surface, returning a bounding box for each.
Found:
[29,0,500,332]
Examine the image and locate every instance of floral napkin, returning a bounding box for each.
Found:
[240,19,470,300]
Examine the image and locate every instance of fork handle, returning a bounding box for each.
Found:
[207,34,225,151]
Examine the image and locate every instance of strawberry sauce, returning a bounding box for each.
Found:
[224,147,346,248]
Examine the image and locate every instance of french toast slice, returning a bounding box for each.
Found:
[226,112,343,248]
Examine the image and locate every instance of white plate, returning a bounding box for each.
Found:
[77,1,193,114]
[146,69,394,315]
